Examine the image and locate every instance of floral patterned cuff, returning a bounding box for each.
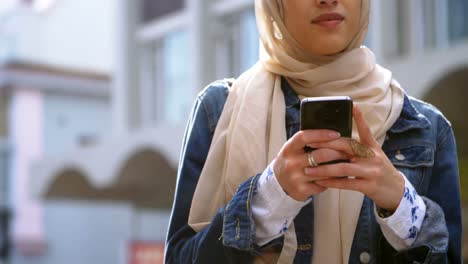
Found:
[374,172,427,251]
[251,162,309,246]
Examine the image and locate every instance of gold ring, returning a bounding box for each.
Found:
[349,139,375,158]
[307,152,318,167]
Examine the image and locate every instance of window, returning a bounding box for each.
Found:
[144,30,191,124]
[215,8,259,79]
[239,9,259,73]
[393,0,447,56]
[422,0,437,48]
[394,0,466,53]
[161,31,191,124]
[141,0,185,24]
[448,0,468,42]
[420,0,450,49]
[363,23,373,49]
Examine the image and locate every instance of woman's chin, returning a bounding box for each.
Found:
[301,35,350,56]
[305,45,346,56]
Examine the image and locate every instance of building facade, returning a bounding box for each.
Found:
[0,1,115,264]
[5,0,468,264]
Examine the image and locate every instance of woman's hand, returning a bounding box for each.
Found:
[304,106,405,211]
[273,129,349,202]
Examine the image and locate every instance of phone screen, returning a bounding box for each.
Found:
[300,96,353,160]
[300,96,353,137]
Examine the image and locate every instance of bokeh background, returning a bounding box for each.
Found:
[0,0,467,263]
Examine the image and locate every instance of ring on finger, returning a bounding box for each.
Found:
[348,139,375,158]
[307,152,319,167]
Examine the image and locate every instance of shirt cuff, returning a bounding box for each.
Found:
[251,161,310,246]
[374,172,426,251]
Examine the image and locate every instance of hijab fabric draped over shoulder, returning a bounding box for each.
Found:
[188,0,404,263]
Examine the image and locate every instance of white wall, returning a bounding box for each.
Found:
[9,88,44,244]
[11,200,170,264]
[11,0,116,73]
[43,94,111,156]
[386,40,468,98]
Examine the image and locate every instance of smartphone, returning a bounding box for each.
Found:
[300,96,353,163]
[300,96,353,136]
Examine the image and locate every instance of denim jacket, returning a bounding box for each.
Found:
[165,78,461,264]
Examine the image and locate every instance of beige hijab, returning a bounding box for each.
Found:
[188,0,404,263]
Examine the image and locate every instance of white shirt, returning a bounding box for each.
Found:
[252,162,426,251]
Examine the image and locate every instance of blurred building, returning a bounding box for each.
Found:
[0,60,111,260]
[0,0,114,263]
[1,0,467,264]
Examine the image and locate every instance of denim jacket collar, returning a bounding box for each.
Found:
[281,78,301,109]
[281,78,431,133]
[388,96,431,133]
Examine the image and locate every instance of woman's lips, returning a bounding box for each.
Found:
[311,13,344,29]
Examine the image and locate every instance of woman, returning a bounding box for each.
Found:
[165,0,461,263]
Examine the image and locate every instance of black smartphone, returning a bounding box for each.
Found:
[300,96,353,163]
[300,96,353,136]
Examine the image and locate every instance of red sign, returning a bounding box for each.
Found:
[128,241,165,264]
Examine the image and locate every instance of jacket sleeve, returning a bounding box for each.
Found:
[164,84,260,263]
[391,125,461,263]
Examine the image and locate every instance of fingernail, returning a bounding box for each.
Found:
[330,131,340,138]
